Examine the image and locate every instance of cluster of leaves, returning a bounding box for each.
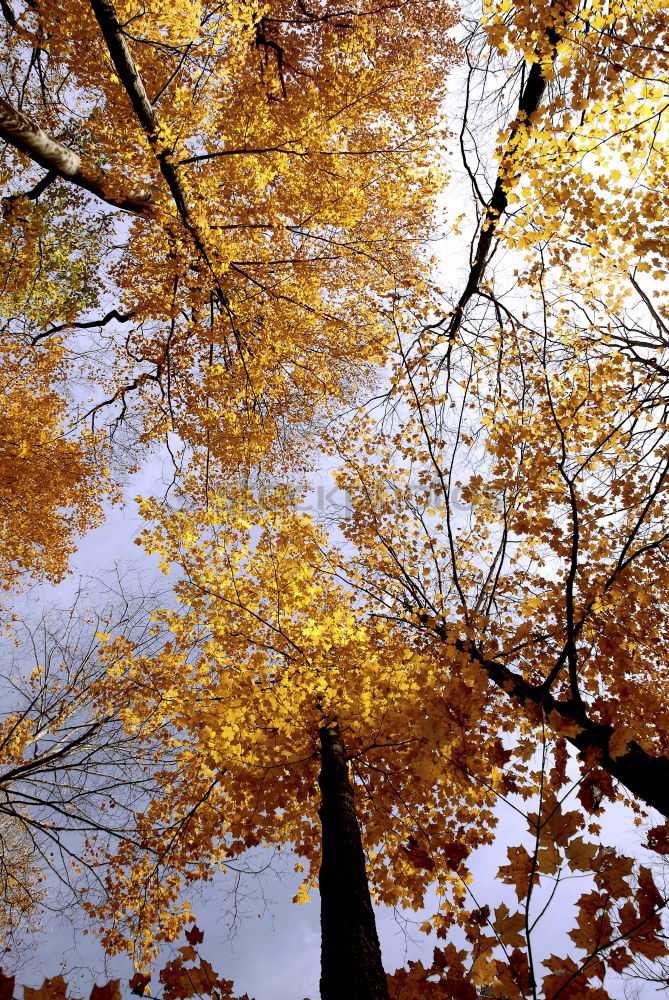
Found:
[0,927,252,1000]
[0,334,108,587]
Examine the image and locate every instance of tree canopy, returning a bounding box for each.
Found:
[1,0,457,513]
[3,0,669,997]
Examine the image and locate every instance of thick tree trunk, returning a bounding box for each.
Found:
[318,724,390,1000]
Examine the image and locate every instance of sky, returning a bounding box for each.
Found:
[6,179,661,1000]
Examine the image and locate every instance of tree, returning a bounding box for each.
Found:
[0,0,458,484]
[106,459,669,996]
[5,0,669,997]
[311,0,669,990]
[0,573,210,961]
[98,489,503,978]
[94,0,669,994]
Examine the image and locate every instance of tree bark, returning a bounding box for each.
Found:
[0,97,155,213]
[318,724,390,1000]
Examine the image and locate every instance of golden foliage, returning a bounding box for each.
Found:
[1,0,458,470]
[0,335,106,586]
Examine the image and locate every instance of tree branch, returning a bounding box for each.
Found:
[0,96,157,214]
[31,307,134,344]
[89,0,225,293]
[446,634,669,818]
[438,24,560,347]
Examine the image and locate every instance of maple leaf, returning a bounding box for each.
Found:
[645,823,669,855]
[541,955,582,997]
[496,948,531,996]
[400,836,435,871]
[565,837,599,871]
[492,904,525,949]
[497,845,534,901]
[594,851,634,898]
[128,973,151,997]
[185,925,205,946]
[442,842,468,869]
[637,866,663,918]
[535,839,561,876]
[161,958,220,1000]
[628,930,668,961]
[607,947,634,974]
[468,905,491,928]
[23,977,67,1000]
[547,709,583,738]
[0,971,15,1000]
[608,727,634,759]
[90,982,121,1000]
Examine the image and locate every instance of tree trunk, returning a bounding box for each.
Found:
[318,724,390,1000]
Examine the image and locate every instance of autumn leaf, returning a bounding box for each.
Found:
[608,728,634,760]
[628,930,668,961]
[442,842,469,870]
[535,839,561,876]
[496,948,531,997]
[564,837,599,871]
[23,977,67,1000]
[400,836,435,872]
[128,973,151,998]
[160,958,224,1000]
[637,866,663,918]
[607,946,634,973]
[497,845,534,900]
[547,709,583,739]
[492,904,525,949]
[90,982,121,1000]
[185,925,205,946]
[645,824,669,855]
[541,954,581,995]
[468,905,491,928]
[594,851,634,898]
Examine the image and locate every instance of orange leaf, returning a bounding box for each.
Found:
[497,845,533,900]
[492,904,525,949]
[24,978,67,1000]
[0,972,15,1000]
[90,982,121,1000]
